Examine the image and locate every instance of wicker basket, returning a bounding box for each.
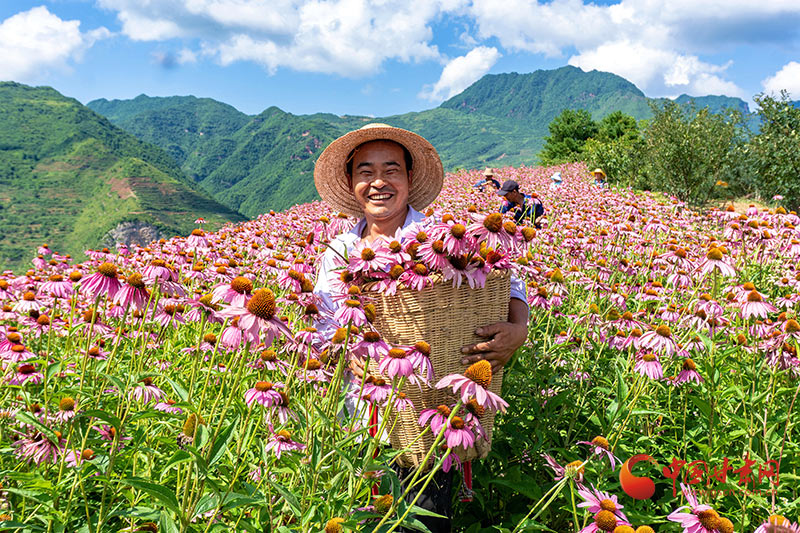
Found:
[366,270,511,469]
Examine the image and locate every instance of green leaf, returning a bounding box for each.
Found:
[160,450,193,480]
[208,416,238,466]
[14,412,58,443]
[266,480,301,517]
[77,409,122,432]
[122,477,181,516]
[159,511,181,533]
[165,377,189,403]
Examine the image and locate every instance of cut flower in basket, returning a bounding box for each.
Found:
[337,212,524,292]
[435,360,509,412]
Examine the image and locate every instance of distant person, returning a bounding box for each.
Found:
[497,179,544,228]
[473,167,501,192]
[548,171,562,191]
[592,168,608,188]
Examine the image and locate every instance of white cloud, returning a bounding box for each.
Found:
[762,61,800,99]
[97,0,464,77]
[0,6,109,82]
[420,46,500,102]
[568,40,745,98]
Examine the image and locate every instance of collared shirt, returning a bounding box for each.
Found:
[313,206,528,332]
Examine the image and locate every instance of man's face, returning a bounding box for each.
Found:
[504,189,523,204]
[350,140,411,222]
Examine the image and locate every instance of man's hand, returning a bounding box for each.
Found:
[349,358,365,379]
[460,321,528,373]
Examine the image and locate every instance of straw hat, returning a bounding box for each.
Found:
[592,168,606,178]
[483,167,495,176]
[314,123,444,218]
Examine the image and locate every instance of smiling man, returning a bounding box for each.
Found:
[312,123,528,531]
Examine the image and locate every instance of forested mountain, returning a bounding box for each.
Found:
[89,66,752,218]
[0,83,245,270]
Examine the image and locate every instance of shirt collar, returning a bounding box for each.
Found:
[348,205,423,239]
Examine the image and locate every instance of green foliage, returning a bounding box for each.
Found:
[539,109,599,165]
[640,101,747,206]
[0,82,245,270]
[747,92,800,210]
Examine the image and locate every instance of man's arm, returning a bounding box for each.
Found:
[460,297,529,373]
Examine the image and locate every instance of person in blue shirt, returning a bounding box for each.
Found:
[497,179,544,227]
[473,168,501,192]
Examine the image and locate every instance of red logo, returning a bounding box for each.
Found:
[620,454,657,500]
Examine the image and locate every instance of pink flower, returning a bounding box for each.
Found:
[577,436,620,470]
[154,400,183,414]
[676,359,704,385]
[245,381,282,407]
[541,453,584,483]
[639,324,678,356]
[695,248,736,278]
[634,352,663,380]
[435,361,508,412]
[265,429,306,459]
[444,416,475,449]
[129,377,165,404]
[81,263,122,299]
[419,404,452,435]
[333,299,368,327]
[667,483,727,533]
[218,289,292,347]
[13,430,62,465]
[348,240,392,273]
[211,276,253,306]
[740,290,777,320]
[576,485,627,522]
[378,347,415,379]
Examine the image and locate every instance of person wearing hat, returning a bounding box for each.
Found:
[313,124,529,531]
[548,171,563,191]
[497,179,545,227]
[473,167,501,192]
[591,168,608,188]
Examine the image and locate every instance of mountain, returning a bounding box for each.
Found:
[674,94,750,115]
[87,66,754,218]
[439,66,654,124]
[0,82,245,270]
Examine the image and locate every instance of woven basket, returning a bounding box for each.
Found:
[366,270,511,469]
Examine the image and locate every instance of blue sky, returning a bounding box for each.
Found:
[1,1,799,117]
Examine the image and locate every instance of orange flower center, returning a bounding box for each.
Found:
[464,360,492,388]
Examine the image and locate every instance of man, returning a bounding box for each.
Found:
[313,124,528,531]
[473,167,501,192]
[497,179,544,227]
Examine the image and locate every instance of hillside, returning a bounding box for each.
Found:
[0,82,245,270]
[87,66,754,217]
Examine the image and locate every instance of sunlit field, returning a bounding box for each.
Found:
[1,163,798,532]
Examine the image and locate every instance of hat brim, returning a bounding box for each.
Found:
[314,124,444,218]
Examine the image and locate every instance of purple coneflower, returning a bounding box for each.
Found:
[378,347,415,379]
[541,453,584,482]
[39,274,73,299]
[754,515,800,533]
[639,324,678,356]
[154,399,183,414]
[667,483,732,533]
[577,485,628,522]
[219,289,292,347]
[676,359,704,385]
[13,430,61,465]
[81,262,122,300]
[352,331,390,363]
[333,298,368,327]
[444,416,475,449]
[577,435,620,470]
[695,247,736,278]
[436,360,508,412]
[265,429,306,459]
[634,352,664,380]
[400,263,433,291]
[741,290,777,320]
[113,273,149,310]
[349,240,392,273]
[129,377,165,404]
[8,363,43,385]
[419,404,452,435]
[245,381,282,407]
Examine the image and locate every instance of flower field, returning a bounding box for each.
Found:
[1,162,799,532]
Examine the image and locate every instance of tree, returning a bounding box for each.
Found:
[538,109,598,165]
[748,92,800,209]
[642,101,744,206]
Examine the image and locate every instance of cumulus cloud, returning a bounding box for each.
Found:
[568,40,745,98]
[464,0,799,97]
[0,6,109,82]
[97,0,463,76]
[420,46,500,102]
[762,62,800,99]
